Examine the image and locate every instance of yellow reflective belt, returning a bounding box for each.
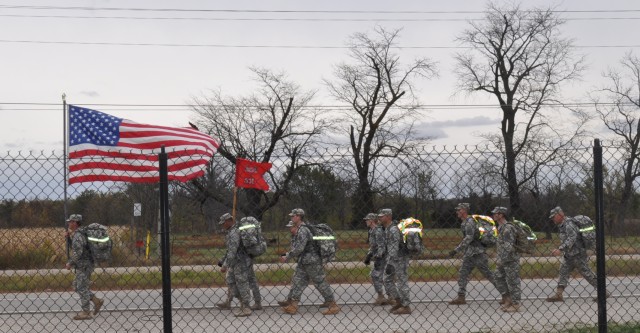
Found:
[579,226,595,232]
[238,224,257,230]
[313,236,335,240]
[87,236,110,243]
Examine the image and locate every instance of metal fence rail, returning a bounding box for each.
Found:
[0,142,638,332]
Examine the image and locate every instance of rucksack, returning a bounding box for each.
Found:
[238,217,267,257]
[305,223,337,263]
[509,219,537,254]
[397,217,425,256]
[79,223,113,263]
[570,215,596,250]
[471,215,498,247]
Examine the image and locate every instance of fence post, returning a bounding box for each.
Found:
[593,139,607,333]
[159,146,173,333]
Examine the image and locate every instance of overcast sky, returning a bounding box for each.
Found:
[1,0,639,152]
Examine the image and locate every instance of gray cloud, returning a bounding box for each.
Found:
[79,90,100,97]
[423,116,499,128]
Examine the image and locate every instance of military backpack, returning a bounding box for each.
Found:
[509,219,537,254]
[471,214,498,247]
[79,223,113,263]
[570,215,596,250]
[305,223,337,263]
[397,217,425,256]
[238,217,267,257]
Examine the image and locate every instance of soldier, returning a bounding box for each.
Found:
[217,213,255,317]
[379,208,412,315]
[64,214,104,320]
[491,207,521,312]
[278,208,340,315]
[363,212,389,305]
[448,203,497,305]
[216,213,263,311]
[546,207,610,302]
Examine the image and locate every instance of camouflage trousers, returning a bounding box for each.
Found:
[226,256,260,305]
[494,260,521,302]
[288,262,335,302]
[370,257,385,294]
[73,264,95,312]
[557,254,597,289]
[383,256,411,306]
[457,252,496,297]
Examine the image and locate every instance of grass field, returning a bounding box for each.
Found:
[0,226,639,293]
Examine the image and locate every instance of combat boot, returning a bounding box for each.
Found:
[318,301,331,308]
[448,295,466,305]
[234,303,252,317]
[277,298,291,307]
[502,303,520,313]
[321,301,340,315]
[373,292,387,305]
[385,297,397,307]
[391,305,412,315]
[250,302,263,310]
[216,293,233,310]
[592,291,611,302]
[91,296,104,315]
[545,287,564,302]
[389,298,403,312]
[500,295,513,310]
[499,294,510,305]
[73,311,92,320]
[282,300,299,315]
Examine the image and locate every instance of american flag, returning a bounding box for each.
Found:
[67,105,219,184]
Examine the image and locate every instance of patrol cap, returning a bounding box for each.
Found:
[377,208,392,217]
[363,213,378,220]
[549,206,563,219]
[455,203,470,211]
[285,220,295,227]
[491,206,508,215]
[67,214,82,224]
[288,208,305,217]
[218,213,233,225]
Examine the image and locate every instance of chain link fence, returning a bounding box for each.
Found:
[0,141,638,332]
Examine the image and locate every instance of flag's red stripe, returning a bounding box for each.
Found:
[69,161,157,172]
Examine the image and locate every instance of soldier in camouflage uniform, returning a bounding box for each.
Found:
[65,214,104,320]
[216,213,263,311]
[491,207,521,312]
[363,212,389,305]
[279,208,340,315]
[379,208,412,315]
[546,207,609,302]
[217,213,255,317]
[448,203,497,305]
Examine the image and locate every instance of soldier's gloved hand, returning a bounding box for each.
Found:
[448,250,457,258]
[363,257,371,266]
[217,261,223,267]
[385,265,394,275]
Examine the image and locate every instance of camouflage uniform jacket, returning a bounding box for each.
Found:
[454,216,485,256]
[222,225,249,268]
[286,223,321,264]
[68,229,93,268]
[496,222,519,264]
[558,217,585,257]
[385,221,406,263]
[367,225,386,259]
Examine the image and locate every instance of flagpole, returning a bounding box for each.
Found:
[232,186,238,222]
[62,94,70,259]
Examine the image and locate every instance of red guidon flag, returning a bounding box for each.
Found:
[234,158,272,191]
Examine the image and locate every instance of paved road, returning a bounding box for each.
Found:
[1,276,638,333]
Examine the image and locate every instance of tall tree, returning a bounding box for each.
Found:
[454,2,586,217]
[188,67,331,222]
[591,52,640,236]
[325,26,437,228]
